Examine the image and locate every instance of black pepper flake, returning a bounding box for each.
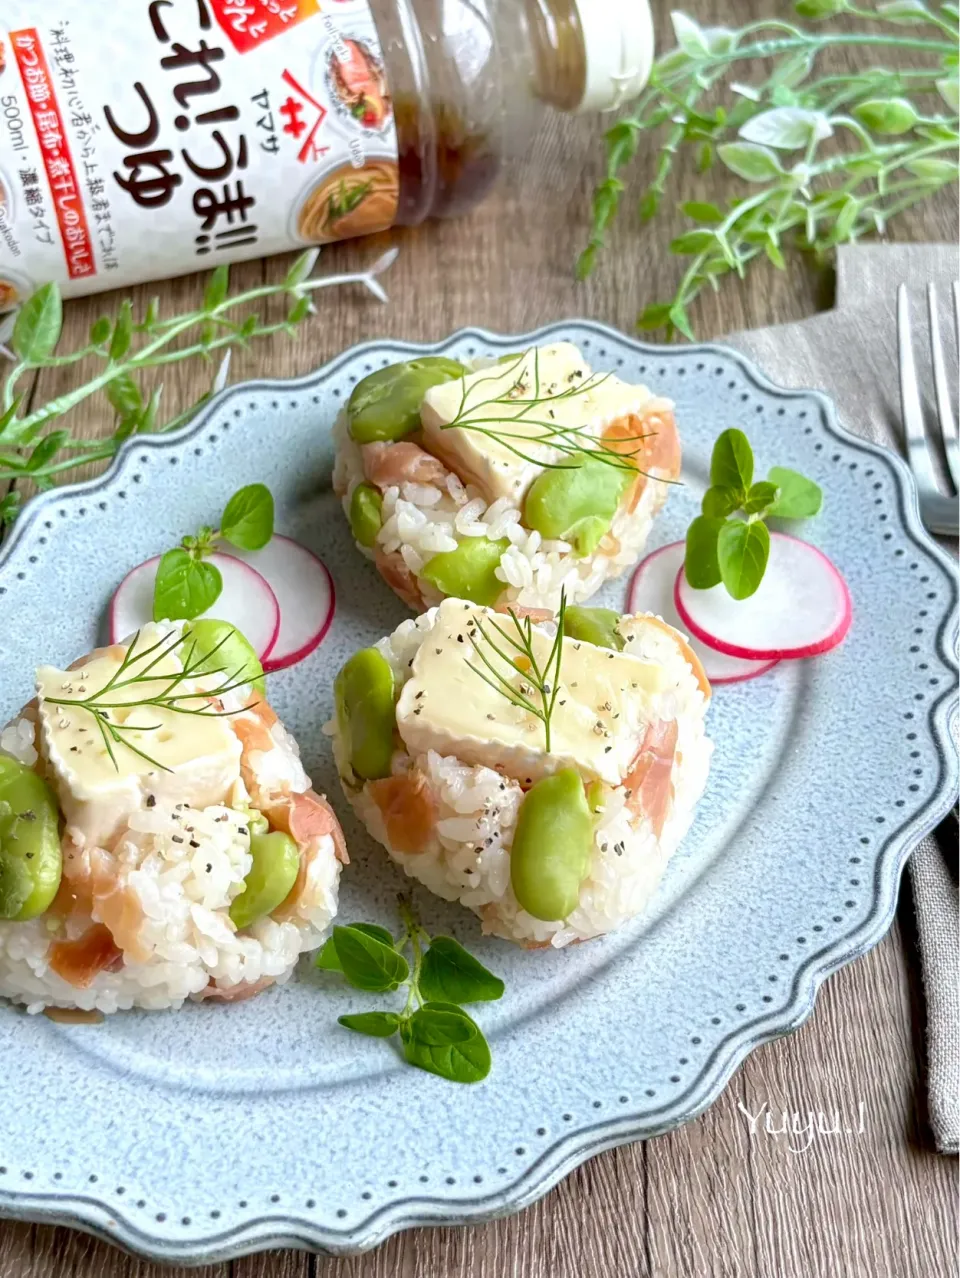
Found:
[415,691,424,700]
[145,795,156,808]
[238,826,248,836]
[205,863,213,873]
[189,840,200,849]
[414,707,423,715]
[457,634,464,643]
[435,648,442,655]
[171,835,184,844]
[25,852,34,859]
[604,745,612,753]
[70,746,79,753]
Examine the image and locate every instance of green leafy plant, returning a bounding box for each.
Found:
[0,248,398,527]
[153,483,275,622]
[466,591,567,751]
[578,2,959,338]
[44,626,255,774]
[685,429,822,597]
[317,899,504,1083]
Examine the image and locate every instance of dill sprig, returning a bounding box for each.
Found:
[44,626,255,774]
[466,593,567,752]
[442,349,671,483]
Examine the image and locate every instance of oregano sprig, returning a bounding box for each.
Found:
[152,483,275,622]
[317,898,504,1084]
[578,2,959,338]
[685,429,822,598]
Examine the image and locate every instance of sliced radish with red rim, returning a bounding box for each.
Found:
[627,542,779,685]
[225,535,335,673]
[110,552,280,659]
[674,531,852,661]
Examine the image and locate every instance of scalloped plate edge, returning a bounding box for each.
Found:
[0,319,956,1262]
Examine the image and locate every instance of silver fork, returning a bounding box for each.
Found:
[897,282,959,537]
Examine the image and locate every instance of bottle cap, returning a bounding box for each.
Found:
[574,0,655,113]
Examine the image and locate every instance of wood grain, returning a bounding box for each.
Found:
[1,0,957,1273]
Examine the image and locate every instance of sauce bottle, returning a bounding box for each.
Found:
[0,1,653,303]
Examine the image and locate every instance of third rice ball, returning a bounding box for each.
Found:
[328,599,712,948]
[333,343,681,613]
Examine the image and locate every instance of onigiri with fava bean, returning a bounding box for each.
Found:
[327,598,712,948]
[333,344,681,614]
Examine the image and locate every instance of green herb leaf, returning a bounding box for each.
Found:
[401,1005,491,1083]
[637,302,674,332]
[876,0,930,21]
[716,142,783,182]
[671,12,710,58]
[741,480,779,515]
[26,430,71,473]
[668,302,695,342]
[419,936,505,1005]
[794,0,844,17]
[670,229,716,255]
[710,428,754,491]
[203,265,230,312]
[767,467,823,518]
[284,249,318,289]
[717,519,770,599]
[905,158,958,181]
[109,301,134,361]
[106,373,143,419]
[152,548,223,622]
[12,283,62,362]
[220,483,274,551]
[937,77,959,112]
[681,201,724,224]
[685,515,724,589]
[287,295,311,324]
[854,97,919,135]
[330,924,410,992]
[338,1011,401,1038]
[89,316,111,346]
[701,485,741,518]
[638,188,660,221]
[316,922,395,971]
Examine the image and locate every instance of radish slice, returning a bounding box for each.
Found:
[224,535,335,673]
[109,553,280,660]
[627,543,779,685]
[674,532,852,661]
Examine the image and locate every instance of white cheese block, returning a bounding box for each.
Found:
[36,622,242,848]
[419,343,658,505]
[395,599,666,785]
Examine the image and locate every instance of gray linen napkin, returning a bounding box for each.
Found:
[724,243,959,1154]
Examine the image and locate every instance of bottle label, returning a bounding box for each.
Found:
[0,0,398,304]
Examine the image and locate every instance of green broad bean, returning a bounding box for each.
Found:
[334,647,397,780]
[229,830,300,930]
[510,769,593,922]
[419,537,508,607]
[0,756,62,922]
[184,618,265,696]
[347,357,468,444]
[349,482,383,548]
[523,458,632,553]
[564,606,625,652]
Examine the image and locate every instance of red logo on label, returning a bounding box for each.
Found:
[208,0,321,54]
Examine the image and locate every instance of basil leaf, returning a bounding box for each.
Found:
[419,936,505,1005]
[684,515,724,589]
[152,548,222,622]
[315,922,395,971]
[408,1003,478,1044]
[766,467,823,519]
[401,1005,491,1083]
[13,282,62,362]
[741,480,779,515]
[331,924,409,992]
[701,485,740,518]
[717,519,770,600]
[710,428,753,491]
[338,1011,401,1038]
[853,97,918,136]
[220,483,274,551]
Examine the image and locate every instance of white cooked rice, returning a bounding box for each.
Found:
[0,627,342,1014]
[329,609,712,948]
[332,385,676,613]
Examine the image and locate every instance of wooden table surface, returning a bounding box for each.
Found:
[1,2,957,1274]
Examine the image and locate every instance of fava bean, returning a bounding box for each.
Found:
[347,357,467,444]
[229,830,300,930]
[334,647,397,780]
[564,606,625,651]
[419,536,509,607]
[510,769,593,922]
[0,755,62,922]
[184,618,265,696]
[523,458,632,553]
[349,482,383,548]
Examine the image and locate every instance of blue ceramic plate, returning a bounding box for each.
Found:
[0,322,956,1263]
